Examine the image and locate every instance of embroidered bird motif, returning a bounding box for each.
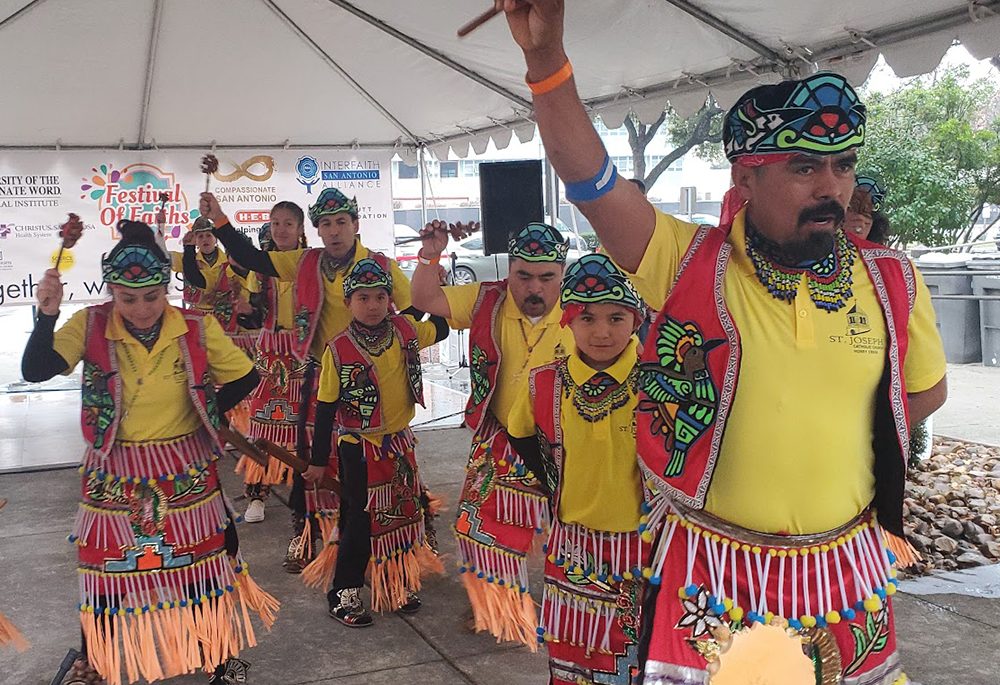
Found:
[639,318,724,478]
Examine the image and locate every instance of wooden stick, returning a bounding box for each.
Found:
[255,437,342,495]
[219,425,269,468]
[458,6,501,37]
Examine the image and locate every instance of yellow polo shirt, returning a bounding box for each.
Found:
[626,208,946,534]
[444,283,573,427]
[52,306,254,442]
[316,316,439,442]
[508,339,643,533]
[171,249,229,313]
[269,240,412,359]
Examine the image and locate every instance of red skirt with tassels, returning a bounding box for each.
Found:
[71,430,278,685]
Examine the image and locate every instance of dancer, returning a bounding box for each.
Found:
[411,220,573,647]
[303,258,448,626]
[22,220,278,685]
[507,254,651,684]
[495,3,946,682]
[847,174,891,244]
[199,188,413,573]
[235,206,310,525]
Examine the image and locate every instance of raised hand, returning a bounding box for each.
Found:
[182,230,197,247]
[199,192,226,225]
[419,220,453,257]
[37,268,64,315]
[449,221,480,242]
[496,0,565,56]
[60,213,84,249]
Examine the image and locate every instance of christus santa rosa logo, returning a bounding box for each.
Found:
[80,163,200,237]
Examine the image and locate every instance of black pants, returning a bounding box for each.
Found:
[327,439,370,604]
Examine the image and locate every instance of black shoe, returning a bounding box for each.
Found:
[282,535,311,574]
[397,591,421,615]
[208,658,250,684]
[329,588,374,627]
[62,657,106,685]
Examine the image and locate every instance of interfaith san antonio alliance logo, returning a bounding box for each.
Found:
[296,156,320,194]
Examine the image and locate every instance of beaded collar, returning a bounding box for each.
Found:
[558,359,639,423]
[320,242,358,282]
[745,223,855,313]
[123,316,164,351]
[350,318,393,357]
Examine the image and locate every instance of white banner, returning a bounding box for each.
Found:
[0,149,394,307]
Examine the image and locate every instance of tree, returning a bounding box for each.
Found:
[859,66,1000,247]
[622,99,725,193]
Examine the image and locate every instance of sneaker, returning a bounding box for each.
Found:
[329,588,373,627]
[244,499,266,523]
[282,535,310,574]
[62,656,106,685]
[397,591,421,615]
[208,658,250,684]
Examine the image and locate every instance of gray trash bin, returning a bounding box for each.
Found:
[970,255,1000,366]
[915,254,981,364]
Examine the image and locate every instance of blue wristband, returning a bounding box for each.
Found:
[564,155,618,203]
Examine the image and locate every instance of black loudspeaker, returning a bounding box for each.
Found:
[479,160,544,256]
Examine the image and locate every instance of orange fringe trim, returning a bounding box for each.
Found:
[460,572,538,651]
[0,609,29,652]
[884,531,921,568]
[370,543,445,614]
[234,454,295,488]
[80,574,279,685]
[302,540,340,593]
[293,513,338,563]
[426,492,446,516]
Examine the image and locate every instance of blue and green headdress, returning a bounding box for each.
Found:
[560,253,644,326]
[309,187,358,227]
[855,174,887,212]
[102,221,171,288]
[723,72,866,162]
[258,222,273,251]
[343,258,392,298]
[508,222,569,263]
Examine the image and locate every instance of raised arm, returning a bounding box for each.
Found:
[22,269,72,382]
[411,219,464,318]
[200,193,279,278]
[499,0,655,271]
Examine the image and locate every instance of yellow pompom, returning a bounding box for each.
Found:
[547,554,556,563]
[678,586,689,599]
[723,598,734,611]
[740,544,751,552]
[623,572,634,580]
[886,583,897,596]
[788,549,799,557]
[767,549,777,557]
[642,567,654,579]
[765,611,774,624]
[801,615,817,628]
[730,540,740,550]
[167,474,175,481]
[711,534,721,542]
[751,546,761,554]
[864,596,882,613]
[777,549,788,558]
[820,544,830,553]
[825,611,841,624]
[641,531,654,543]
[729,606,744,623]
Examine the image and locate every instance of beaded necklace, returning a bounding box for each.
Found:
[123,317,163,351]
[745,224,855,313]
[350,319,393,357]
[558,359,639,423]
[320,243,358,282]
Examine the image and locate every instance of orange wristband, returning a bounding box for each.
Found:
[418,249,441,266]
[526,60,573,96]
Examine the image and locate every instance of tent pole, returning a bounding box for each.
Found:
[658,0,784,66]
[323,0,532,111]
[0,0,48,33]
[419,147,429,228]
[260,0,421,146]
[138,0,164,146]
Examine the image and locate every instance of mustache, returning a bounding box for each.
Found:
[524,295,544,305]
[798,201,845,228]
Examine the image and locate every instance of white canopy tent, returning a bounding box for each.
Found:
[1,0,999,161]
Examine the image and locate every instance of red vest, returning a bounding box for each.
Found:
[464,281,506,432]
[326,315,424,434]
[184,257,239,333]
[292,248,393,362]
[527,360,571,510]
[80,303,221,458]
[637,225,916,536]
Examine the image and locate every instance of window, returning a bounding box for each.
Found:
[440,161,459,178]
[462,160,481,177]
[395,161,419,179]
[462,237,483,251]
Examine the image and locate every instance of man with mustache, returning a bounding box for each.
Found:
[412,221,573,647]
[495,2,946,683]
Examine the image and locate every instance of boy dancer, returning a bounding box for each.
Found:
[507,254,652,684]
[304,258,448,626]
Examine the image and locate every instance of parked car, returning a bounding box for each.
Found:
[441,233,590,285]
[393,224,422,268]
[671,213,720,226]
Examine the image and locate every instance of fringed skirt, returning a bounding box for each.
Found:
[237,330,313,489]
[304,429,443,612]
[642,500,904,685]
[541,521,649,685]
[72,430,279,685]
[455,415,548,649]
